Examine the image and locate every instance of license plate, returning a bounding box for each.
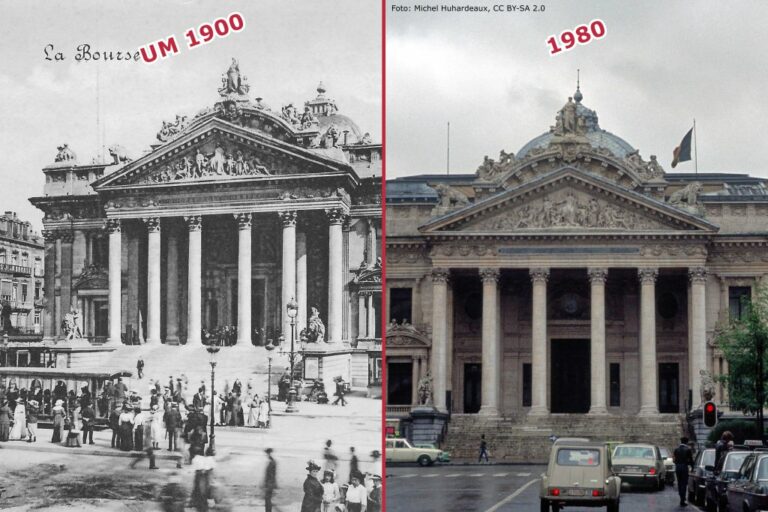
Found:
[625,467,641,473]
[567,489,585,496]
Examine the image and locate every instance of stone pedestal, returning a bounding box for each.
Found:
[408,406,450,447]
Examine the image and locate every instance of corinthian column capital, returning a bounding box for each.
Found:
[184,215,202,232]
[638,267,659,284]
[142,217,161,233]
[278,210,297,227]
[588,268,608,285]
[234,212,252,230]
[431,268,450,284]
[479,268,500,284]
[529,268,550,283]
[689,267,708,284]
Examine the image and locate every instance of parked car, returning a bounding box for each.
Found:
[659,447,676,485]
[385,438,447,466]
[689,448,717,506]
[414,443,451,463]
[540,439,621,512]
[725,451,768,512]
[705,450,750,512]
[611,443,666,490]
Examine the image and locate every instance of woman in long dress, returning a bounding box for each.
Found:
[9,400,26,440]
[246,394,258,427]
[258,398,270,428]
[51,400,66,442]
[0,398,12,442]
[301,461,325,512]
[150,405,163,449]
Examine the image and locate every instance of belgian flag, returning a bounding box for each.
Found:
[671,128,693,168]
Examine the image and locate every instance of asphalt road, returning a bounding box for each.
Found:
[386,464,689,511]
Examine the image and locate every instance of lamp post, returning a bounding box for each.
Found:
[265,340,274,427]
[206,345,220,456]
[286,297,299,413]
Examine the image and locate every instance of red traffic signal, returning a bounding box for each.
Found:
[703,401,718,428]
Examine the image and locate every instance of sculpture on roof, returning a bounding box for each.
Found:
[54,144,76,163]
[219,58,249,96]
[432,183,470,210]
[668,181,704,215]
[157,115,189,143]
[108,145,131,165]
[477,149,516,181]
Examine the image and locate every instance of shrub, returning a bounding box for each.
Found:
[707,419,762,444]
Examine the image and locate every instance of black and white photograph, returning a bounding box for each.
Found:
[0,1,382,510]
[384,1,768,511]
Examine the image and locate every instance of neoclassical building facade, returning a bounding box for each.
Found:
[386,88,768,423]
[30,61,382,388]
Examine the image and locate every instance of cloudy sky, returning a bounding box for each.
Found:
[0,0,381,231]
[387,0,768,180]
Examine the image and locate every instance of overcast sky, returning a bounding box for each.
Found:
[387,0,768,180]
[0,0,381,231]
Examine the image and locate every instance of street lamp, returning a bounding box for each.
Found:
[285,297,299,413]
[265,339,275,428]
[206,344,220,456]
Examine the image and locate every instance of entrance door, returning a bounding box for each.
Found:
[551,339,590,413]
[659,363,679,413]
[464,363,482,413]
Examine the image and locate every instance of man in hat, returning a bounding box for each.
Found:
[332,377,347,407]
[263,448,277,512]
[345,475,367,512]
[81,401,96,444]
[114,377,128,407]
[164,402,182,451]
[301,460,324,512]
[367,475,381,512]
[26,399,39,442]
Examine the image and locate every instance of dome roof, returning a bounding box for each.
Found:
[317,113,363,143]
[517,92,636,159]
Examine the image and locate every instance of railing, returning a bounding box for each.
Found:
[386,404,414,415]
[0,263,32,276]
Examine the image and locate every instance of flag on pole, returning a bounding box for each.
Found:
[671,127,693,168]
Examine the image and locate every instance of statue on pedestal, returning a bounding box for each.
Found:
[62,305,83,341]
[307,307,326,343]
[417,371,433,406]
[700,369,716,403]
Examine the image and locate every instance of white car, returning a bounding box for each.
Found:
[385,438,446,466]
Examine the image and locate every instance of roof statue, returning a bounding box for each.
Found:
[54,143,77,163]
[219,57,250,97]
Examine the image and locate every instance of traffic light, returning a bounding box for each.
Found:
[703,401,718,427]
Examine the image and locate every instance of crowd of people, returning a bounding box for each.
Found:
[300,440,382,512]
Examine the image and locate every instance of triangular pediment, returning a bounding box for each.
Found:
[421,168,718,235]
[93,118,352,190]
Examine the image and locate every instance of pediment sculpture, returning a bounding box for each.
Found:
[430,183,470,216]
[477,150,516,181]
[469,189,668,231]
[55,143,77,163]
[668,181,705,216]
[157,115,190,143]
[141,144,271,184]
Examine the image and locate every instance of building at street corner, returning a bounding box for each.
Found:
[28,60,382,392]
[0,212,44,336]
[385,86,768,460]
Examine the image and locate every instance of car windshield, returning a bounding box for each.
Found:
[724,453,749,472]
[614,446,654,459]
[659,448,670,458]
[557,448,600,466]
[756,458,768,480]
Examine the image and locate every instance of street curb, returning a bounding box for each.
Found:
[0,441,183,461]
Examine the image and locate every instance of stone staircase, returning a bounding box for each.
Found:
[443,413,685,463]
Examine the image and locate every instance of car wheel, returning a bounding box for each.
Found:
[607,499,620,512]
[657,477,664,491]
[540,498,549,512]
[417,455,431,467]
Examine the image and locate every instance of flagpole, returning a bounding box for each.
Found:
[693,118,698,174]
[446,121,450,175]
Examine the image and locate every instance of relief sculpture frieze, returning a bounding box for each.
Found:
[142,143,272,184]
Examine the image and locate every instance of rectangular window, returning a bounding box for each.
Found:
[35,283,41,300]
[610,363,621,407]
[522,363,532,407]
[389,287,413,324]
[11,252,17,265]
[11,283,18,301]
[34,312,40,325]
[729,286,752,321]
[21,284,27,303]
[21,253,28,267]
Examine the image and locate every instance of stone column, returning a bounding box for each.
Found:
[366,293,376,338]
[326,208,345,343]
[144,217,162,344]
[166,229,179,344]
[367,219,378,265]
[235,213,252,348]
[42,231,57,342]
[107,219,122,345]
[479,268,500,416]
[60,231,74,323]
[85,231,93,266]
[689,267,708,409]
[431,268,450,412]
[358,292,367,339]
[411,357,420,405]
[529,268,550,415]
[638,267,659,415]
[588,268,609,415]
[279,211,297,339]
[296,231,308,333]
[186,216,202,345]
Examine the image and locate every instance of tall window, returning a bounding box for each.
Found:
[11,283,18,301]
[389,288,413,324]
[609,363,621,407]
[21,284,27,303]
[729,286,752,321]
[21,252,28,267]
[522,363,532,407]
[0,250,5,264]
[35,283,41,300]
[11,252,17,265]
